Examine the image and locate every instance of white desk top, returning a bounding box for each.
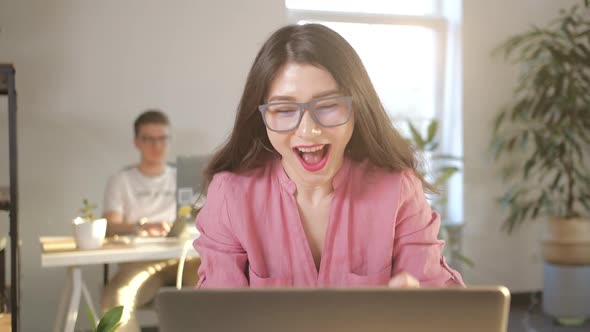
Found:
[40,236,199,268]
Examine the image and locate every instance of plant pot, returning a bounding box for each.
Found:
[543,263,590,324]
[72,217,107,250]
[542,218,590,265]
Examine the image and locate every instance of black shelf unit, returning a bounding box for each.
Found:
[0,64,19,332]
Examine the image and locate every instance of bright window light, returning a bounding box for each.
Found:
[302,21,437,121]
[286,0,437,16]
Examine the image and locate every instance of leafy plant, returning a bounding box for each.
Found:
[406,119,473,267]
[79,199,97,222]
[491,1,590,233]
[86,305,123,332]
[408,120,461,196]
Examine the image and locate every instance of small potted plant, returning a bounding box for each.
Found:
[72,199,107,250]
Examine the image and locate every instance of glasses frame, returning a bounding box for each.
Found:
[138,135,170,145]
[258,95,353,132]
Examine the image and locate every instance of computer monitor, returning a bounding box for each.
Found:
[175,154,210,209]
[156,286,511,332]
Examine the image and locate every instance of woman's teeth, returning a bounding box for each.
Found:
[297,145,324,153]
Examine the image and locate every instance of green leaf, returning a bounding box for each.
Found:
[493,112,506,135]
[575,170,590,187]
[502,211,517,234]
[424,142,439,152]
[96,306,123,332]
[426,120,438,144]
[581,202,590,214]
[85,305,97,332]
[506,137,518,152]
[106,323,122,332]
[491,140,505,161]
[550,172,562,190]
[408,122,425,150]
[452,251,475,268]
[564,131,584,162]
[523,158,536,179]
[434,166,460,188]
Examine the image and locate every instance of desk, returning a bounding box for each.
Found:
[40,236,200,332]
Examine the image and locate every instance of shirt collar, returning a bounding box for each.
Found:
[274,157,351,195]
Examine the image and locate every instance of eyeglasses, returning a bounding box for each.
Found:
[258,95,353,132]
[138,135,170,145]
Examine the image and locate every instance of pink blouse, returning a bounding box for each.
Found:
[193,158,464,288]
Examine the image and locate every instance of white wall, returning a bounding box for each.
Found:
[462,0,579,291]
[0,1,286,330]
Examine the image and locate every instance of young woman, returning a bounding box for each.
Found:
[193,23,464,288]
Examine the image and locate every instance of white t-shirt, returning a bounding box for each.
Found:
[103,165,176,224]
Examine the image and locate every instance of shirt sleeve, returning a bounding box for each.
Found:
[192,173,249,288]
[392,171,465,287]
[103,173,124,214]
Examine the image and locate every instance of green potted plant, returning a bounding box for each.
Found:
[72,199,107,250]
[492,0,590,324]
[492,1,590,261]
[406,120,473,268]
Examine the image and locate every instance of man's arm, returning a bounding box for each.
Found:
[104,211,171,237]
[104,211,137,237]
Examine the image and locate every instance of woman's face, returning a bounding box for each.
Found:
[264,62,354,188]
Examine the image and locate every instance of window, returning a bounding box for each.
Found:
[287,0,453,125]
[286,0,464,225]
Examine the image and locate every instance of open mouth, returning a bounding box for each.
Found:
[293,144,330,172]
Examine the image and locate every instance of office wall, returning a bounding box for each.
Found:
[462,0,579,291]
[0,1,286,330]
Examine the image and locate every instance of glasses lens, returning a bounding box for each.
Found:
[263,103,301,131]
[312,97,351,127]
[141,135,169,145]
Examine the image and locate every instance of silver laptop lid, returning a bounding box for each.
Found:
[156,286,510,332]
[175,154,210,209]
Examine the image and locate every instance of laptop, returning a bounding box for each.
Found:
[175,154,210,210]
[160,154,210,238]
[156,286,511,332]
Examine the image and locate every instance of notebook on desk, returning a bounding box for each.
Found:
[156,286,511,332]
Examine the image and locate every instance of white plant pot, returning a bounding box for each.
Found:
[73,217,107,250]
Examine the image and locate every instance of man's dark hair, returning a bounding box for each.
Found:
[134,109,170,137]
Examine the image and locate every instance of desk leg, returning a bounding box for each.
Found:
[53,267,98,332]
[64,267,82,332]
[53,266,74,332]
[81,280,98,320]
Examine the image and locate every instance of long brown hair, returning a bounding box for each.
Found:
[203,24,434,193]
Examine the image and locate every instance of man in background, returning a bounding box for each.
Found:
[101,110,198,332]
[103,110,175,237]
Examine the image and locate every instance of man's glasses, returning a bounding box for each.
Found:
[138,135,169,145]
[258,95,353,132]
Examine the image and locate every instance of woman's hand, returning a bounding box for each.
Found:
[388,272,420,288]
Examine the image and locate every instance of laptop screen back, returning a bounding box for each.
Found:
[175,154,210,209]
[156,286,510,332]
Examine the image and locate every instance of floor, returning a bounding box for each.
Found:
[508,293,590,332]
